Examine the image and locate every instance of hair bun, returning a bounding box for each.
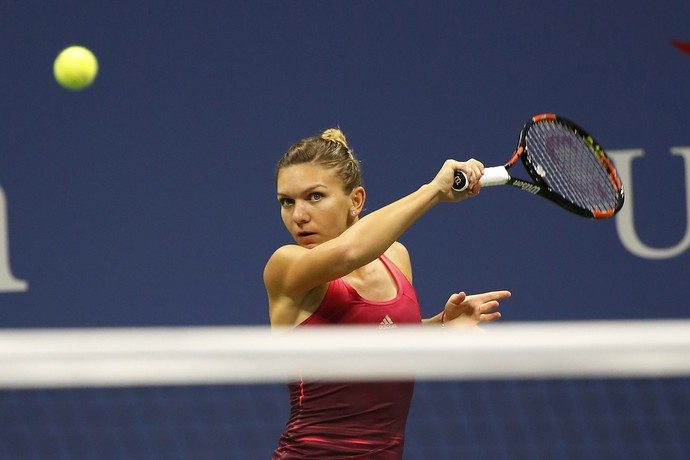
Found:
[321,128,349,150]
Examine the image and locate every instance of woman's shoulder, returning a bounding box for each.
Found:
[384,241,409,258]
[263,244,306,282]
[383,241,413,282]
[267,243,305,261]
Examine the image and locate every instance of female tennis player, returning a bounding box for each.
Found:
[265,128,510,459]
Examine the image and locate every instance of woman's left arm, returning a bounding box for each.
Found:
[385,240,510,329]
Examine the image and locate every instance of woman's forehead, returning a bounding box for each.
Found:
[277,164,341,193]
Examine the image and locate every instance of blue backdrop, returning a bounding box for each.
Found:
[2,2,690,460]
[2,0,688,327]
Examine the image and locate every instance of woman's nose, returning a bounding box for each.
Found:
[292,201,309,223]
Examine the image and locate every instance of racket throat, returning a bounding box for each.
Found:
[508,178,541,195]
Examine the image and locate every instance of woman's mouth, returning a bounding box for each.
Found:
[297,232,317,244]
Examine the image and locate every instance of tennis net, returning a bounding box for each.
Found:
[1,320,689,459]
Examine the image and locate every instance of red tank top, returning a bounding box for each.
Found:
[273,254,422,459]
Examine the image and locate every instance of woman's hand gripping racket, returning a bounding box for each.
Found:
[453,113,624,219]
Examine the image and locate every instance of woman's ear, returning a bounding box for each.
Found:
[350,186,366,216]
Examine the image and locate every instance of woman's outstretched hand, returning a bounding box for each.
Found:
[443,290,511,329]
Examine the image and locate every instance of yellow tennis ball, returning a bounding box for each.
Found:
[53,46,99,90]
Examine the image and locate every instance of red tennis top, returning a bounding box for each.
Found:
[272,254,422,459]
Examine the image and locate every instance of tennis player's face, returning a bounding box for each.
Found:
[277,164,353,248]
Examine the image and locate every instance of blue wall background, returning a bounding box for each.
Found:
[1,0,689,326]
[2,2,690,460]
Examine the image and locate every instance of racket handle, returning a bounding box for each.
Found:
[452,166,510,191]
[452,170,469,191]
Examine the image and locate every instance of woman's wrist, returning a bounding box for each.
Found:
[419,182,443,204]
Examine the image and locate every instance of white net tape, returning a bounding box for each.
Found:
[2,319,689,388]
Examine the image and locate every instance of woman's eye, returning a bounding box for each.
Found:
[310,193,322,201]
[279,198,293,207]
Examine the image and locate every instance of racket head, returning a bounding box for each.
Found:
[515,114,624,219]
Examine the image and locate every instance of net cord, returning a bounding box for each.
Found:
[1,320,689,388]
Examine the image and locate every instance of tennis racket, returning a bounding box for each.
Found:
[453,113,624,219]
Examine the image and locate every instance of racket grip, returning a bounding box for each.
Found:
[452,166,510,191]
[452,170,469,191]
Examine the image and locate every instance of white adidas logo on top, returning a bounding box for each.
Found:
[379,315,397,329]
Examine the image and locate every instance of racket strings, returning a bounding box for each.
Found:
[526,121,619,212]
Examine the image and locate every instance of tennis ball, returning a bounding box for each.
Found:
[53,46,98,90]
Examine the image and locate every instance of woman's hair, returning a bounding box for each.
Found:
[276,128,362,193]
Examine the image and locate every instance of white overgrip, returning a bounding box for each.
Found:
[479,166,511,187]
